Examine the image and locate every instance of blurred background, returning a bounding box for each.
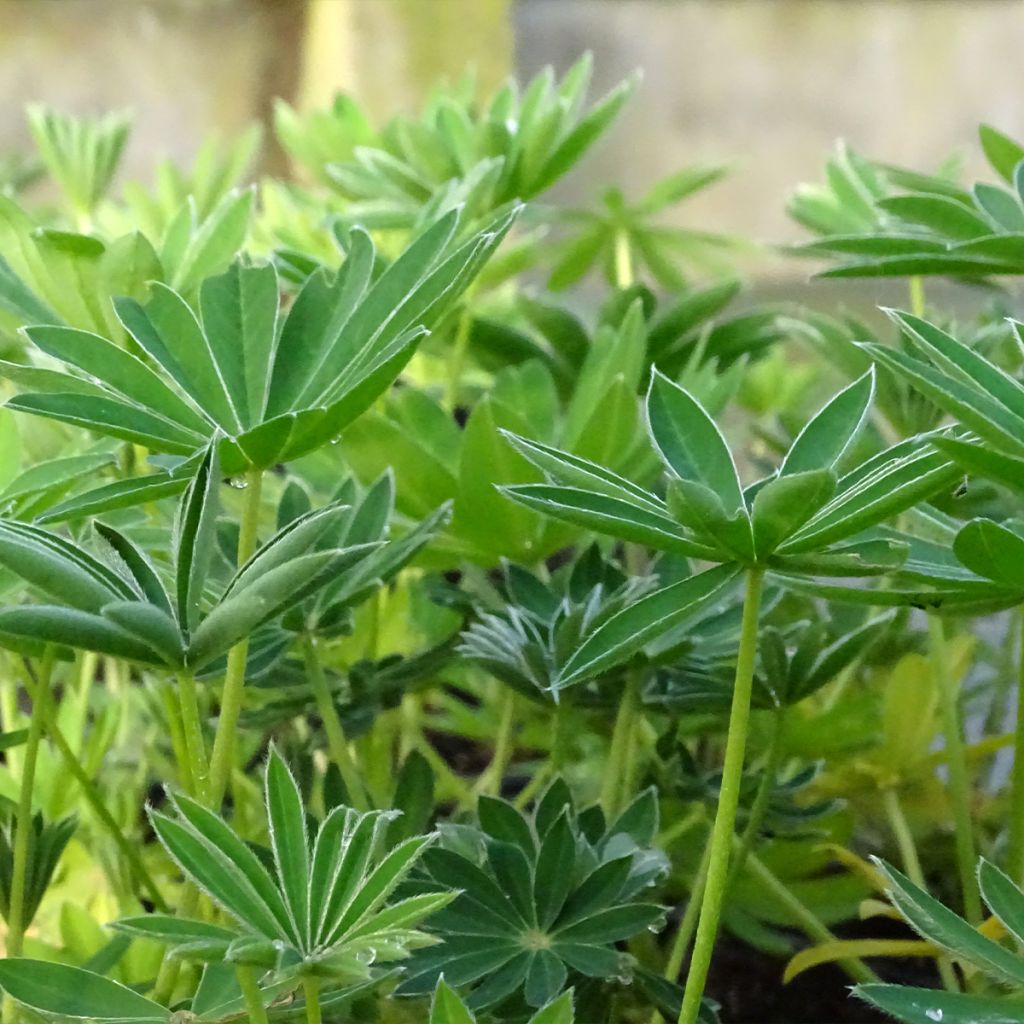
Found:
[2,0,1023,286]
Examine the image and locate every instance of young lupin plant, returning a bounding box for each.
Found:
[501,365,962,1022]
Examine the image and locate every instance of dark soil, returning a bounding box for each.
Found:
[703,917,941,1024]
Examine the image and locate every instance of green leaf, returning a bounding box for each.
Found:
[265,746,311,944]
[528,990,575,1024]
[876,859,1024,986]
[877,194,992,240]
[0,605,159,662]
[978,859,1024,947]
[430,978,476,1024]
[524,949,568,1008]
[556,563,741,687]
[0,960,169,1022]
[111,914,235,946]
[751,469,837,559]
[646,369,743,514]
[198,261,280,428]
[532,75,636,196]
[953,519,1024,589]
[501,484,715,560]
[780,370,874,475]
[174,441,220,632]
[980,124,1024,183]
[856,984,1024,1024]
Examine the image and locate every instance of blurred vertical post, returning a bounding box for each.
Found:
[295,0,513,120]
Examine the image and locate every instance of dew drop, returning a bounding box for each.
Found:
[228,477,248,490]
[925,1011,943,1022]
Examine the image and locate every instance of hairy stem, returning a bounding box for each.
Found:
[303,634,368,812]
[7,647,55,959]
[235,966,270,1024]
[207,467,263,807]
[678,568,763,1024]
[23,661,167,912]
[928,615,981,924]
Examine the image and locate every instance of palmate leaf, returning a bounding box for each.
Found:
[7,206,517,476]
[504,367,935,577]
[399,781,666,1010]
[135,746,447,984]
[0,445,378,669]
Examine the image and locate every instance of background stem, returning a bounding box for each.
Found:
[303,634,368,811]
[1009,604,1024,884]
[236,966,269,1024]
[7,647,55,958]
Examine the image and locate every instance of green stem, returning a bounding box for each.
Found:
[207,468,263,807]
[677,568,763,1024]
[23,662,167,912]
[928,615,981,924]
[1010,604,1024,885]
[744,849,878,984]
[883,787,959,992]
[235,966,270,1024]
[302,976,322,1024]
[727,706,787,888]
[602,670,640,817]
[303,634,368,812]
[177,668,209,805]
[161,684,193,796]
[7,647,55,960]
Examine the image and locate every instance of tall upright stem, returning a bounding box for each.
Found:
[677,568,763,1024]
[928,615,981,923]
[303,634,368,812]
[207,468,263,807]
[1010,605,1024,885]
[7,647,54,961]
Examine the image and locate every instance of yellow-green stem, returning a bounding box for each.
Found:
[909,275,926,318]
[1010,605,1024,885]
[24,663,167,912]
[303,634,368,812]
[743,848,878,984]
[614,230,634,289]
[302,976,322,1024]
[478,687,517,798]
[7,648,55,960]
[236,966,270,1024]
[928,615,981,923]
[677,568,763,1024]
[207,468,263,807]
[177,668,209,805]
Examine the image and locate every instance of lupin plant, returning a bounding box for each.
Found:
[3,51,1024,1024]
